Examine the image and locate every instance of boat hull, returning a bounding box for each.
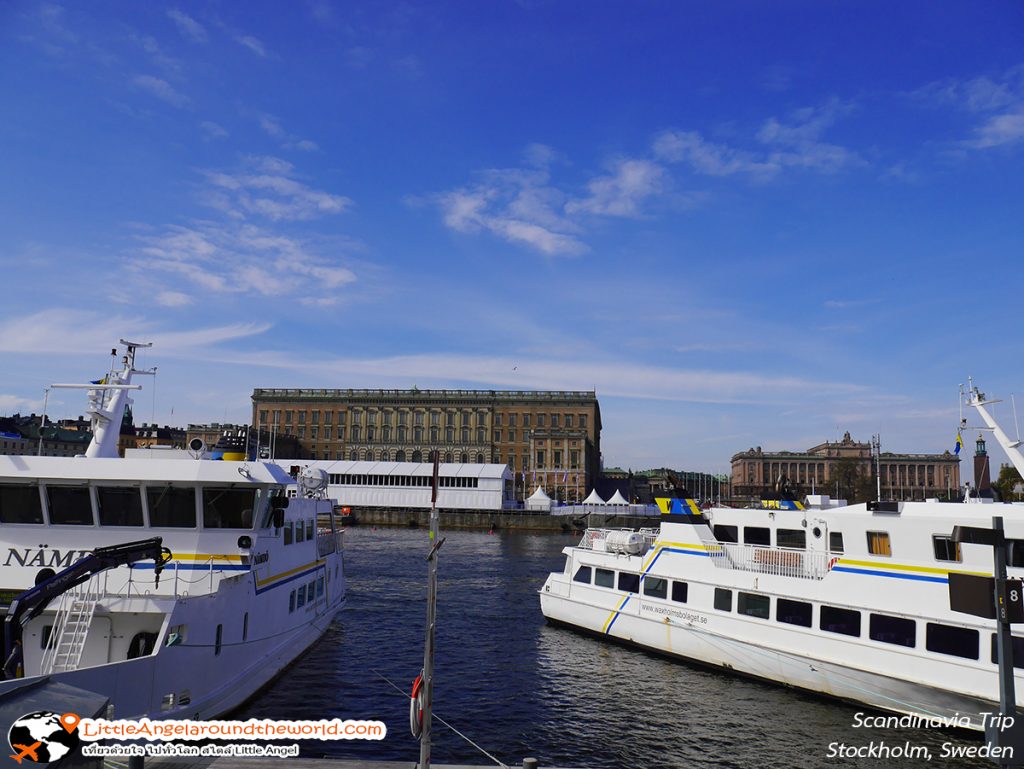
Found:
[540,589,993,730]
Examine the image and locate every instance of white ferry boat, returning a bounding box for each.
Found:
[0,341,346,719]
[541,385,1024,729]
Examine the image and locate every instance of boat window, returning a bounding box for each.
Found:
[572,565,592,584]
[820,605,861,637]
[97,487,143,526]
[214,624,222,656]
[307,581,315,603]
[671,581,688,603]
[202,487,257,529]
[738,592,770,619]
[289,590,296,613]
[147,486,197,528]
[643,576,667,599]
[714,588,732,612]
[243,613,249,642]
[46,486,94,525]
[713,525,738,544]
[284,521,293,545]
[777,598,812,627]
[744,527,770,546]
[926,623,978,660]
[595,568,615,588]
[317,576,324,598]
[295,520,305,542]
[297,586,306,608]
[866,531,892,557]
[41,625,53,650]
[829,532,844,553]
[932,535,961,563]
[618,572,640,593]
[869,613,915,647]
[1008,540,1024,568]
[990,635,1024,668]
[0,484,43,524]
[306,520,314,540]
[777,529,806,550]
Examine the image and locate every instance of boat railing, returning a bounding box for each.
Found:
[577,527,658,550]
[708,542,832,579]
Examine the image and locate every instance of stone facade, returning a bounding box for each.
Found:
[251,389,601,500]
[731,431,961,501]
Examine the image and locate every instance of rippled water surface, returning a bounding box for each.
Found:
[240,527,992,768]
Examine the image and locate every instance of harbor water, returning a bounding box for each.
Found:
[240,527,993,768]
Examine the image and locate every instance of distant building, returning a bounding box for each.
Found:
[730,431,961,501]
[251,388,602,500]
[0,414,91,457]
[601,467,729,503]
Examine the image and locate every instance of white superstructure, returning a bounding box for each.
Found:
[541,385,1024,729]
[0,343,346,720]
[274,459,514,511]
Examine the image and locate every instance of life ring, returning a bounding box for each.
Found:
[409,673,424,738]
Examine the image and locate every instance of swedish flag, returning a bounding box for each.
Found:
[954,432,963,455]
[90,377,107,385]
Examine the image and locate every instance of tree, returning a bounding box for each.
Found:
[829,457,876,503]
[994,464,1024,501]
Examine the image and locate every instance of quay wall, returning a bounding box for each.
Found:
[331,507,660,532]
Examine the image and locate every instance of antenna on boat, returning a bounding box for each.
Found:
[414,450,444,769]
[50,340,155,458]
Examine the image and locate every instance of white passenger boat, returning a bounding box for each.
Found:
[0,341,346,719]
[541,384,1024,729]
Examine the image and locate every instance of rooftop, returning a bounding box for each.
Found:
[252,388,598,402]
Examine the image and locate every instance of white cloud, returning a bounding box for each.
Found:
[133,220,356,301]
[132,75,189,108]
[258,115,320,152]
[913,68,1024,151]
[0,310,269,356]
[200,120,228,140]
[167,9,207,43]
[0,394,44,413]
[566,159,668,217]
[653,131,776,178]
[157,290,194,307]
[655,100,860,178]
[969,109,1024,149]
[201,156,351,221]
[236,35,268,57]
[436,167,587,256]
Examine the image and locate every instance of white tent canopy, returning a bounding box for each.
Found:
[582,488,605,505]
[606,489,629,505]
[526,485,553,511]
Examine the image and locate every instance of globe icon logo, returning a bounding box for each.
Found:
[7,711,80,764]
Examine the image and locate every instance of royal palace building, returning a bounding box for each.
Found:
[730,431,961,501]
[251,388,602,501]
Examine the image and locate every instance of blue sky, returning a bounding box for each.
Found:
[2,1,1023,473]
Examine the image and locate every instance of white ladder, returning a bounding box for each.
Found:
[41,575,102,675]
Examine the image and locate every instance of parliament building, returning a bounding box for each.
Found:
[730,432,961,501]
